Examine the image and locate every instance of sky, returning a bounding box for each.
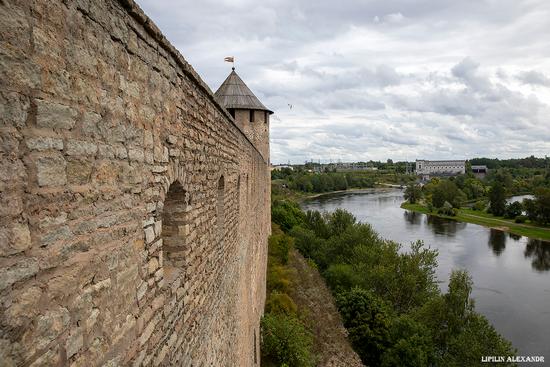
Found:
[136,0,550,164]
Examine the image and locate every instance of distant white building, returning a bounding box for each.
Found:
[416,159,465,178]
[271,165,294,171]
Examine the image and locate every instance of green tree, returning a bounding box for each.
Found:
[272,200,305,231]
[431,180,465,208]
[327,209,357,236]
[336,288,393,366]
[380,316,435,367]
[463,178,486,199]
[488,182,506,216]
[534,187,550,224]
[504,201,523,219]
[404,184,422,204]
[415,270,516,365]
[523,198,538,222]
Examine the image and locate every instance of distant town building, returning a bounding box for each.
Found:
[320,162,378,173]
[416,159,465,179]
[471,165,489,179]
[271,165,294,171]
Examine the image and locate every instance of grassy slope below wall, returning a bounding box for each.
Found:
[261,225,363,367]
[401,203,550,241]
[288,249,363,367]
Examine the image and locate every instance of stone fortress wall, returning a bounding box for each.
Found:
[0,0,270,365]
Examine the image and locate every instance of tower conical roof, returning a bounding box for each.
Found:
[215,69,273,114]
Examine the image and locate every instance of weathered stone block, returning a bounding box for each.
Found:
[144,226,155,244]
[4,286,42,328]
[39,225,72,248]
[0,222,31,256]
[66,327,83,359]
[26,136,63,151]
[66,140,98,156]
[0,92,29,127]
[148,257,158,275]
[29,307,70,353]
[128,146,144,162]
[144,130,154,148]
[82,111,102,136]
[166,135,177,145]
[36,99,77,130]
[67,159,93,185]
[38,212,67,229]
[36,153,67,186]
[98,144,115,158]
[28,346,60,367]
[0,258,39,292]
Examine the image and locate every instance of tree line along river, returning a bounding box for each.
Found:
[302,189,550,357]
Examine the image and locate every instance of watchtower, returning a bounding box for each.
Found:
[215,68,272,161]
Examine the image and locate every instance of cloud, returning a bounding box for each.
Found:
[517,70,550,87]
[136,0,550,163]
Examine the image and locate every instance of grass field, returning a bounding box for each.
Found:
[401,202,550,241]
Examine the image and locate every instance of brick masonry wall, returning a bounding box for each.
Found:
[0,0,270,366]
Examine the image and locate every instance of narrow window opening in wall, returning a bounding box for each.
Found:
[162,181,188,285]
[264,111,268,123]
[237,175,241,216]
[253,329,257,364]
[249,110,255,122]
[228,108,235,118]
[217,176,225,242]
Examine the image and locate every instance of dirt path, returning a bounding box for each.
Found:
[289,249,364,367]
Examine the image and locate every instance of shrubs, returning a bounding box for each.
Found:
[261,313,314,367]
[262,225,315,367]
[515,215,527,223]
[272,200,305,231]
[437,201,457,216]
[266,292,297,315]
[472,200,487,211]
[268,231,293,265]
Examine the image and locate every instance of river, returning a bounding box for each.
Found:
[302,189,550,357]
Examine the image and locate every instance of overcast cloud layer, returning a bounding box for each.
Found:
[136,0,550,164]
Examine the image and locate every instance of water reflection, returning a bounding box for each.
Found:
[488,229,506,256]
[508,232,522,241]
[524,239,550,271]
[425,215,466,236]
[403,210,422,225]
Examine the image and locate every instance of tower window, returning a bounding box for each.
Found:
[265,111,268,123]
[249,110,255,122]
[229,109,235,118]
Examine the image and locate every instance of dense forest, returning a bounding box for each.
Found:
[272,168,415,194]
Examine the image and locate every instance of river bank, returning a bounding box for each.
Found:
[401,202,550,241]
[296,186,398,202]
